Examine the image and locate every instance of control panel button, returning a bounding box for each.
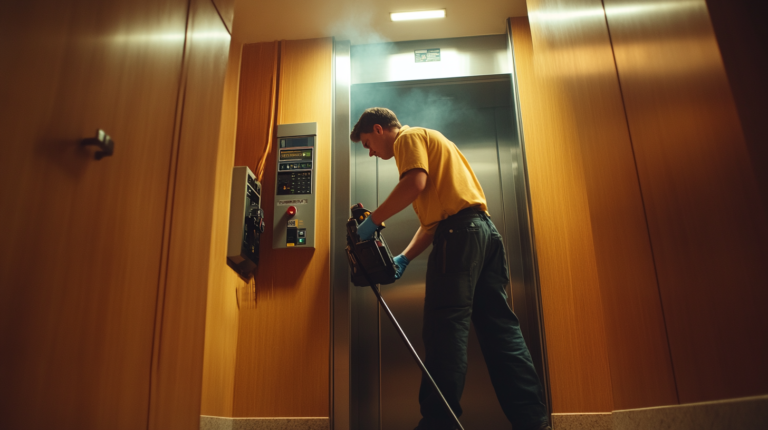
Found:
[287,206,297,217]
[286,226,297,246]
[276,171,313,195]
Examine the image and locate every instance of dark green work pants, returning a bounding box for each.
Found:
[418,208,548,430]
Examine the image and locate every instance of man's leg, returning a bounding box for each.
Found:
[418,220,483,429]
[472,218,548,429]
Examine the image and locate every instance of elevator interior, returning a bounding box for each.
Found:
[343,35,549,430]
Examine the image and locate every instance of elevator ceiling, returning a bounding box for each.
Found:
[233,0,528,44]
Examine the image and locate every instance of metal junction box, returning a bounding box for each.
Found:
[227,166,264,275]
[273,122,317,249]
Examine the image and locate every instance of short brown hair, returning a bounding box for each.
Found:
[350,107,402,142]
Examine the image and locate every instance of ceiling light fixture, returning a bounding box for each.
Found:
[391,9,446,22]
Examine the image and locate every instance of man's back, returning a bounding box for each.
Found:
[393,125,488,233]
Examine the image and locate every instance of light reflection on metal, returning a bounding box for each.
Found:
[191,30,231,40]
[111,33,185,43]
[352,35,509,85]
[111,30,229,44]
[530,1,701,22]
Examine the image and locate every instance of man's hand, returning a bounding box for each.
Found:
[357,215,379,241]
[402,226,434,262]
[393,254,410,279]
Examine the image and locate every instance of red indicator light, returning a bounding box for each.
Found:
[287,206,297,217]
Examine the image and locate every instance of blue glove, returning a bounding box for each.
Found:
[357,215,379,241]
[393,254,410,279]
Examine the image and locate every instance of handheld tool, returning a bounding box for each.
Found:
[345,203,464,430]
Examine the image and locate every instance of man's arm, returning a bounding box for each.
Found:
[370,168,427,225]
[402,226,434,261]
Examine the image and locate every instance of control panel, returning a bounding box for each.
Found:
[273,122,317,249]
[227,166,264,275]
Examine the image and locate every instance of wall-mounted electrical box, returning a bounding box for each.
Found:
[273,122,317,249]
[227,166,264,275]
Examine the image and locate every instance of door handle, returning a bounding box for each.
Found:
[82,129,114,160]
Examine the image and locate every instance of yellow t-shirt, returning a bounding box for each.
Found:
[393,126,488,234]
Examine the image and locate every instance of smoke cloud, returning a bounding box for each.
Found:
[351,79,513,144]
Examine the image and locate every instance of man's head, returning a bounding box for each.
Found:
[350,107,402,160]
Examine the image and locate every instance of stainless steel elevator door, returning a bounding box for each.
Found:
[351,78,522,430]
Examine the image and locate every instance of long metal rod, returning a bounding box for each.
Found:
[366,281,464,430]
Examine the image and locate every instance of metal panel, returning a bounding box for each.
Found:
[351,78,533,429]
[349,72,382,430]
[277,122,317,137]
[226,166,260,272]
[350,125,382,430]
[332,39,351,430]
[272,122,318,249]
[351,35,510,85]
[271,141,318,249]
[346,33,551,429]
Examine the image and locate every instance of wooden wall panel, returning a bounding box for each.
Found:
[234,41,280,179]
[149,0,231,428]
[0,0,187,428]
[201,41,245,418]
[233,37,333,417]
[510,14,613,413]
[604,0,768,403]
[515,0,679,410]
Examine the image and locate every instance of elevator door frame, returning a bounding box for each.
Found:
[331,31,551,430]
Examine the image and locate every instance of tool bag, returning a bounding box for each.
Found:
[345,203,399,286]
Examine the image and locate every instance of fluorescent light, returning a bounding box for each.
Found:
[391,10,446,21]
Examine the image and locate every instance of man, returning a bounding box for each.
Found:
[351,107,550,430]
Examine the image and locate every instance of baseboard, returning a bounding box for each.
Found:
[552,413,612,430]
[200,416,330,430]
[612,395,768,430]
[552,395,768,430]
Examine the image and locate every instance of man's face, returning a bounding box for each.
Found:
[360,124,395,160]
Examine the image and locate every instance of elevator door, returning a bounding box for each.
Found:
[351,77,528,430]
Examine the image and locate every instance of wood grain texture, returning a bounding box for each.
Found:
[148,0,232,428]
[0,0,187,427]
[234,41,280,180]
[604,0,768,403]
[201,41,245,418]
[511,14,614,413]
[705,0,768,212]
[518,0,679,410]
[211,0,235,34]
[233,37,333,418]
